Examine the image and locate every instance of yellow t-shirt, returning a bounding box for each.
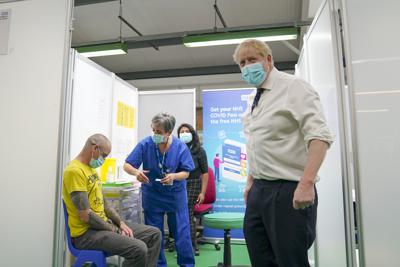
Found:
[62,159,108,237]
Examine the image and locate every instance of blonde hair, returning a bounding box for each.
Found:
[232,39,272,64]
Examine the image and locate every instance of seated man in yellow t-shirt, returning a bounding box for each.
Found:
[62,133,161,267]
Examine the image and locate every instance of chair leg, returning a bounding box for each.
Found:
[165,234,175,252]
[74,256,88,267]
[95,257,107,267]
[223,229,231,267]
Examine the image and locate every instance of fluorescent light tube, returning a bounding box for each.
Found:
[184,27,298,48]
[76,42,128,58]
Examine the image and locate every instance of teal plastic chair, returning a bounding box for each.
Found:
[203,212,249,267]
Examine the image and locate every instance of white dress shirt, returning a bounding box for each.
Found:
[242,67,334,182]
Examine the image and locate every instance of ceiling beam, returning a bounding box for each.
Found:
[72,20,312,49]
[117,61,296,80]
[75,0,116,6]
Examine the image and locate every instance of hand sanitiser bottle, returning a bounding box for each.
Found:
[106,166,114,183]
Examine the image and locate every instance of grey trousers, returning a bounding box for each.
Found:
[73,223,162,267]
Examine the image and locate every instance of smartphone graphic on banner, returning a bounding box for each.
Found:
[222,139,247,182]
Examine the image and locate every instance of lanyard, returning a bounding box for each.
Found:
[155,147,166,176]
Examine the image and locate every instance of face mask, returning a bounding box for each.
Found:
[89,148,105,168]
[241,62,267,87]
[152,133,165,144]
[179,132,193,143]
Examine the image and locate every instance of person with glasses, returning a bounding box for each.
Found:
[62,133,162,267]
[234,40,334,267]
[124,113,195,267]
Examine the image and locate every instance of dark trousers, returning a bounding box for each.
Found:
[244,179,317,267]
[187,178,201,246]
[145,209,194,267]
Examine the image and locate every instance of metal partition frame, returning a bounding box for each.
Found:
[53,1,75,266]
[328,0,358,266]
[53,47,75,267]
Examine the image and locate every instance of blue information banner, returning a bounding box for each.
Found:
[202,88,253,238]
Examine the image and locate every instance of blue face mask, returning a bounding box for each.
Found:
[241,62,267,87]
[89,148,105,169]
[152,133,165,144]
[179,132,193,143]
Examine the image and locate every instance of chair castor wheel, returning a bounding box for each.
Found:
[215,243,221,250]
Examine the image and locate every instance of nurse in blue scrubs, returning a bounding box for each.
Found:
[123,112,195,267]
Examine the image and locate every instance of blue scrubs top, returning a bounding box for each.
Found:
[125,136,194,212]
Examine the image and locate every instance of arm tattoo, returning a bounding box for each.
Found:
[70,191,115,232]
[70,191,89,210]
[104,198,122,227]
[88,213,115,232]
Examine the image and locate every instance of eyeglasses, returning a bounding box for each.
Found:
[92,143,109,159]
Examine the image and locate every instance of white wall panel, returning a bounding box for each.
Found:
[111,77,138,176]
[302,1,347,266]
[0,1,71,266]
[70,53,113,158]
[343,0,400,265]
[138,89,196,142]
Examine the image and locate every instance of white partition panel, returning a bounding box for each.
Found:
[138,89,196,142]
[0,1,71,266]
[297,38,317,267]
[295,43,309,81]
[342,0,400,265]
[300,1,347,266]
[70,53,114,158]
[111,76,138,177]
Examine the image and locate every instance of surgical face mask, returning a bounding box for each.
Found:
[152,133,165,144]
[89,148,105,168]
[179,132,192,143]
[241,62,267,87]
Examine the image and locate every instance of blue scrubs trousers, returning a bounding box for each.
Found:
[144,208,194,267]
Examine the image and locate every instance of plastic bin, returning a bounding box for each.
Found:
[102,182,142,225]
